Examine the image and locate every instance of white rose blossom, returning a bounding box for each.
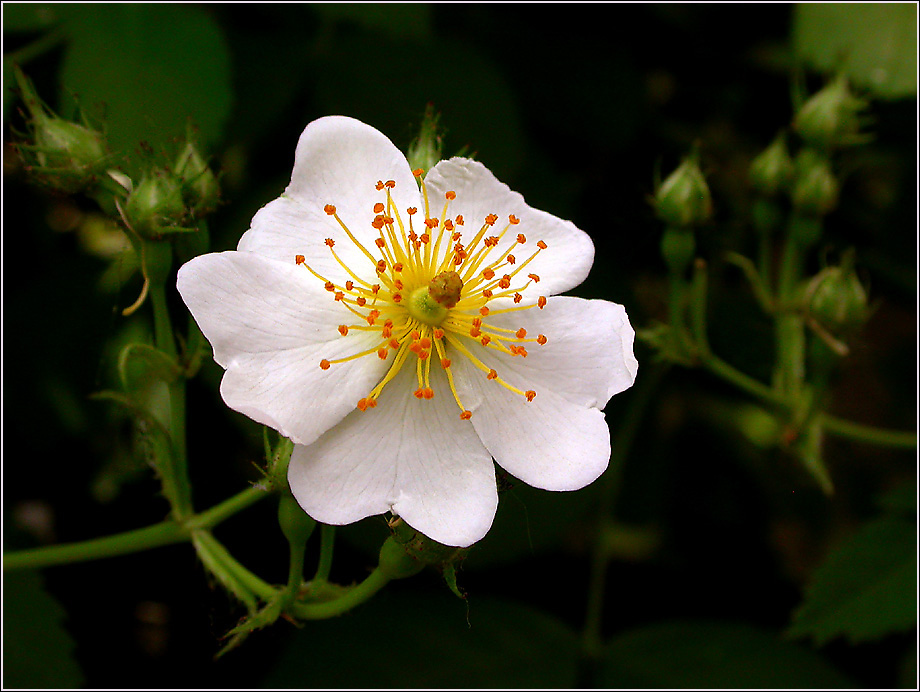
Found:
[177,116,638,547]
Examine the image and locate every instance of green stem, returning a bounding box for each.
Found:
[4,484,271,571]
[700,353,787,409]
[290,567,391,620]
[3,521,186,571]
[193,530,275,601]
[149,281,192,518]
[313,524,336,583]
[774,234,805,398]
[820,414,917,449]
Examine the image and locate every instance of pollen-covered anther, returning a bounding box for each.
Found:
[516,328,527,339]
[537,334,547,345]
[516,233,526,243]
[377,348,388,359]
[392,293,402,303]
[420,233,430,244]
[470,327,482,338]
[418,350,430,360]
[537,240,548,249]
[372,217,385,230]
[414,388,425,399]
[422,388,434,400]
[356,296,367,307]
[487,369,498,380]
[433,328,444,339]
[538,296,547,309]
[394,279,404,290]
[444,219,454,231]
[320,359,331,370]
[525,390,537,402]
[513,293,523,304]
[482,289,493,298]
[506,254,516,264]
[385,180,396,189]
[345,281,354,290]
[455,215,464,225]
[324,204,336,215]
[393,263,404,272]
[498,275,512,289]
[357,397,378,411]
[446,191,456,200]
[485,213,498,226]
[528,273,540,283]
[325,238,335,247]
[366,309,380,325]
[375,237,386,247]
[412,168,424,177]
[389,338,400,349]
[335,291,344,301]
[338,325,349,336]
[375,181,385,191]
[376,260,387,273]
[510,215,521,225]
[324,281,335,292]
[480,335,491,346]
[424,218,439,229]
[482,268,495,280]
[295,254,305,264]
[372,284,381,294]
[460,410,472,420]
[479,306,490,316]
[440,357,451,369]
[407,207,418,215]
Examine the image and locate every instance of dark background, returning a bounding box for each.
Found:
[3,3,916,688]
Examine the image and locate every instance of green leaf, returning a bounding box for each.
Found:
[599,620,854,688]
[793,3,918,100]
[263,593,579,688]
[58,5,232,169]
[788,514,917,645]
[2,570,84,688]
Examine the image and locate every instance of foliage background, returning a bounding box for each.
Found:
[3,3,916,688]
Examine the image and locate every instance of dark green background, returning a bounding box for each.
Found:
[3,3,916,688]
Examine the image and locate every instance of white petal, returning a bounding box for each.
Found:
[287,361,497,547]
[177,251,388,445]
[483,296,637,408]
[237,117,421,284]
[449,335,613,491]
[424,158,595,298]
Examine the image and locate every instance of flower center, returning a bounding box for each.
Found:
[296,170,551,420]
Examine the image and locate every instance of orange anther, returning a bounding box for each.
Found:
[393,263,403,272]
[372,217,385,230]
[479,306,490,316]
[385,180,396,188]
[323,204,336,215]
[516,328,527,339]
[394,279,403,290]
[384,216,394,225]
[498,276,512,289]
[455,215,464,225]
[325,238,335,247]
[487,369,498,380]
[516,233,526,243]
[510,215,521,226]
[444,219,454,231]
[527,273,540,283]
[412,330,421,340]
[513,293,523,304]
[452,232,462,242]
[441,358,451,369]
[446,191,456,200]
[407,207,418,215]
[384,319,393,328]
[538,296,547,309]
[480,335,491,346]
[338,325,349,336]
[372,284,381,294]
[472,318,482,328]
[413,168,424,177]
[485,213,498,226]
[414,388,424,399]
[367,310,380,325]
[320,358,334,371]
[453,254,464,266]
[419,337,432,349]
[424,218,439,229]
[382,326,392,338]
[373,202,385,213]
[376,260,387,273]
[295,254,305,264]
[378,349,388,359]
[389,338,400,349]
[506,254,516,264]
[460,410,472,420]
[324,281,335,292]
[356,296,367,307]
[525,390,537,402]
[392,293,402,303]
[517,347,528,357]
[433,328,444,339]
[419,350,430,360]
[345,281,354,291]
[423,388,434,400]
[470,327,481,338]
[482,289,493,298]
[375,181,385,191]
[357,398,368,410]
[335,291,344,301]
[420,233,430,244]
[537,334,547,345]
[482,268,495,280]
[537,240,547,249]
[366,397,378,409]
[375,237,386,247]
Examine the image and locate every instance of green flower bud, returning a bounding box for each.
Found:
[791,149,839,217]
[12,65,109,193]
[749,134,794,196]
[389,517,470,567]
[804,257,869,336]
[793,75,869,151]
[654,153,712,228]
[174,139,221,215]
[406,103,444,176]
[378,536,425,580]
[277,493,316,546]
[124,169,189,240]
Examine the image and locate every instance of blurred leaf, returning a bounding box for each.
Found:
[788,513,916,645]
[2,570,84,688]
[793,3,917,99]
[599,620,854,688]
[263,592,579,688]
[58,5,232,170]
[312,3,432,39]
[1,3,68,32]
[877,479,917,515]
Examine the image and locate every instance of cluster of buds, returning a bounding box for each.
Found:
[12,64,110,194]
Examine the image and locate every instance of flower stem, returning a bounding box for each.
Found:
[819,414,917,449]
[3,484,270,571]
[290,567,391,620]
[313,524,336,583]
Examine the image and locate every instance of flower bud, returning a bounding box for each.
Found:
[654,153,712,228]
[406,103,444,175]
[793,75,869,151]
[278,493,316,546]
[124,169,189,240]
[749,134,794,196]
[174,139,221,215]
[804,257,869,336]
[13,65,109,193]
[378,536,426,580]
[791,149,838,217]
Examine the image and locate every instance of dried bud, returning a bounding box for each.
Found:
[654,151,712,228]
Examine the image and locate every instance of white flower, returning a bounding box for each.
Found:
[177,116,638,547]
